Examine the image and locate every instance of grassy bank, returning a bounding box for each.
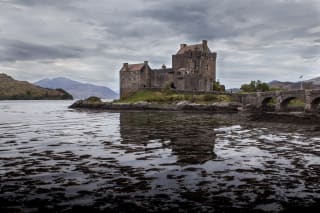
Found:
[115,90,233,104]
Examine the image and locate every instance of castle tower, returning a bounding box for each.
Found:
[119,61,151,98]
[172,40,216,91]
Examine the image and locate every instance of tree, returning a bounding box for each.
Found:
[212,81,225,92]
[241,80,270,92]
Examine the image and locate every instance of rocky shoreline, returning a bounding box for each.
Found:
[250,111,320,125]
[69,99,242,112]
[69,99,320,125]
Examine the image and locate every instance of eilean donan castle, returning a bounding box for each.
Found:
[120,40,217,98]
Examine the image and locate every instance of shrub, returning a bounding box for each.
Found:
[212,81,226,92]
[85,96,102,103]
[241,80,270,92]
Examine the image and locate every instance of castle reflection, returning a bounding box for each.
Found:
[119,112,217,165]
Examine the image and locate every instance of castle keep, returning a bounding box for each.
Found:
[120,40,217,98]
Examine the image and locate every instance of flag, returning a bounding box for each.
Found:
[299,75,303,79]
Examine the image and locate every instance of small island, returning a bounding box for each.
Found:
[69,40,320,125]
[70,41,240,112]
[69,89,241,112]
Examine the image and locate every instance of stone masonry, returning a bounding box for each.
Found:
[120,40,217,98]
[235,90,320,112]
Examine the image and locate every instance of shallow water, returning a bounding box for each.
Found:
[0,101,319,212]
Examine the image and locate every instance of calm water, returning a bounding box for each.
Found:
[0,101,319,212]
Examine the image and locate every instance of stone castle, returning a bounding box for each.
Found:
[120,40,217,98]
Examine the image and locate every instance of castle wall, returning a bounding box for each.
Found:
[139,63,152,88]
[120,70,140,98]
[151,69,174,88]
[201,53,217,91]
[172,51,216,91]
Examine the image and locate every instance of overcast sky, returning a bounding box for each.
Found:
[0,0,319,91]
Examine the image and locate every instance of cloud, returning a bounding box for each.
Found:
[0,0,319,90]
[0,39,95,62]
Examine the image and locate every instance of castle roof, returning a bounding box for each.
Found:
[176,43,211,55]
[122,63,145,72]
[152,68,173,73]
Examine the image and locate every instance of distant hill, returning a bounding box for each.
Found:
[0,73,73,100]
[226,88,241,93]
[268,78,320,90]
[305,77,320,85]
[35,77,118,99]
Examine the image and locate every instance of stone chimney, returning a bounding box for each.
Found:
[202,40,207,46]
[144,61,148,66]
[123,63,129,71]
[180,44,187,49]
[162,64,166,69]
[202,40,208,51]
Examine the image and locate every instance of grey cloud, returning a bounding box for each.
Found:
[300,45,320,59]
[0,39,97,62]
[140,0,320,42]
[10,0,76,8]
[0,0,319,89]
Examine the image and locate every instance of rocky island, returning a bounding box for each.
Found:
[69,40,320,125]
[69,90,241,112]
[0,73,73,100]
[69,89,320,126]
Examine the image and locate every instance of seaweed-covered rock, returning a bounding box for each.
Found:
[85,96,102,103]
[69,99,241,113]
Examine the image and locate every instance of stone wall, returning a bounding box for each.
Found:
[120,70,140,98]
[139,62,152,88]
[151,69,174,88]
[172,51,216,91]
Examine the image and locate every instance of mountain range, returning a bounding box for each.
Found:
[0,73,72,100]
[35,77,118,99]
[268,77,320,90]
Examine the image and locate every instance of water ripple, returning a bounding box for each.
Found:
[0,101,319,212]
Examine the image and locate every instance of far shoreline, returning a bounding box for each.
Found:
[68,97,320,125]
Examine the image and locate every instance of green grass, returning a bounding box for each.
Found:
[266,98,276,106]
[287,99,305,107]
[115,90,232,104]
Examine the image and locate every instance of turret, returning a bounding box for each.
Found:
[123,63,129,71]
[180,44,187,49]
[202,40,208,52]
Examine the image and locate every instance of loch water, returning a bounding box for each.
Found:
[0,101,319,212]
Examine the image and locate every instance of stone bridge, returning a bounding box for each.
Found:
[235,90,320,112]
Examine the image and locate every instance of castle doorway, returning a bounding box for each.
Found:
[170,82,176,89]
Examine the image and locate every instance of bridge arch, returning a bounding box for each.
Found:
[260,97,275,111]
[279,96,305,112]
[310,97,320,111]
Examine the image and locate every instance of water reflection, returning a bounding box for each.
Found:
[0,101,319,212]
[120,112,217,165]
